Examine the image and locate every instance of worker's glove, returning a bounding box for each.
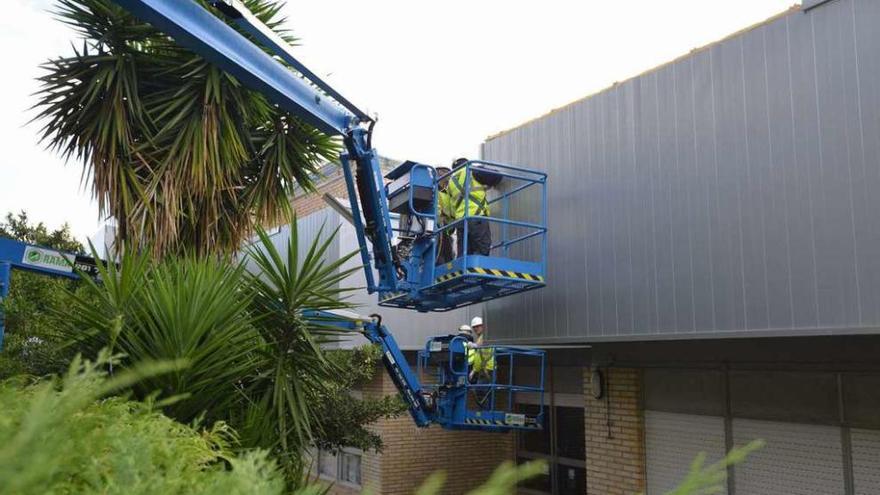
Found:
[466,342,477,349]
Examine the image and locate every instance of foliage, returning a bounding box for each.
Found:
[60,248,263,423]
[0,211,86,378]
[34,0,339,256]
[57,220,400,487]
[234,222,360,476]
[311,345,408,453]
[0,349,286,495]
[654,439,765,495]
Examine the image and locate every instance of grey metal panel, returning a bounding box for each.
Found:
[645,411,727,495]
[482,0,880,343]
[732,418,845,495]
[842,374,880,429]
[851,428,880,495]
[728,371,839,424]
[644,369,726,417]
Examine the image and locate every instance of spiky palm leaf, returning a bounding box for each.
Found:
[59,246,263,423]
[239,220,359,474]
[34,0,339,256]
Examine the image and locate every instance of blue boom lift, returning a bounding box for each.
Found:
[0,0,549,432]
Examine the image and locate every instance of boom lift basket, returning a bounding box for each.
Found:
[418,335,546,431]
[380,160,547,312]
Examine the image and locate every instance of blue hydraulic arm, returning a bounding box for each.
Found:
[302,310,432,427]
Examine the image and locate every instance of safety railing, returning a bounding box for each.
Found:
[418,335,546,426]
[434,160,547,271]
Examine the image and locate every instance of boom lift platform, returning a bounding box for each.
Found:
[2,0,551,433]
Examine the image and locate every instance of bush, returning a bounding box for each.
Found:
[57,221,402,487]
[0,350,285,495]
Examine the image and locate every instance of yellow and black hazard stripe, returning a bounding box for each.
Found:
[380,291,407,302]
[468,267,544,283]
[433,270,464,284]
[464,418,496,426]
[463,418,542,428]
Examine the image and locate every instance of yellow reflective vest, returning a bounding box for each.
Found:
[439,168,490,221]
[467,336,496,374]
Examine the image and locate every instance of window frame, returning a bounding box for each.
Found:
[515,382,586,495]
[315,447,364,490]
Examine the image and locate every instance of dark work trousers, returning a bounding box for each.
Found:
[435,231,454,265]
[456,219,491,257]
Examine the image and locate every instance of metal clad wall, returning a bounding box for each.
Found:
[483,0,880,343]
[851,428,880,495]
[645,411,727,495]
[732,419,845,494]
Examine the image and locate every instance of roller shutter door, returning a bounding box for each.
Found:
[645,411,726,495]
[851,428,880,495]
[732,418,844,495]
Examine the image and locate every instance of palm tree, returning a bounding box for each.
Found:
[33,0,339,256]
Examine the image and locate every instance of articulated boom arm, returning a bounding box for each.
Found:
[302,310,431,427]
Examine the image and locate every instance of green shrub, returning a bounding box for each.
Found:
[56,221,401,487]
[0,350,285,495]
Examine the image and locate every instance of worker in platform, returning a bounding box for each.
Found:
[435,165,455,265]
[438,158,492,259]
[466,316,495,384]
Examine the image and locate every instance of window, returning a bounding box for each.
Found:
[516,404,586,495]
[339,451,362,485]
[316,449,362,488]
[318,450,337,479]
[555,407,585,461]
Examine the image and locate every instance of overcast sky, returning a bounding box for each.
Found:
[0,0,795,242]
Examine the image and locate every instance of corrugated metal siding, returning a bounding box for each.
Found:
[645,411,727,495]
[483,0,880,343]
[732,419,845,495]
[851,428,880,495]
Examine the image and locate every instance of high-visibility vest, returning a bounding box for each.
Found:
[467,336,496,374]
[440,168,490,220]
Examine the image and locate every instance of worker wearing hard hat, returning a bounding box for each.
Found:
[438,158,492,260]
[466,316,495,383]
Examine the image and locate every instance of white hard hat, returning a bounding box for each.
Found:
[458,324,472,333]
[471,316,483,328]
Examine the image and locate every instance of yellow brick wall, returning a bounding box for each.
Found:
[583,367,646,495]
[289,171,351,219]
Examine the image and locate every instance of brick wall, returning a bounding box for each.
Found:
[289,171,351,219]
[584,367,646,495]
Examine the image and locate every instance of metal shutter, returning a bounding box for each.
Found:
[852,428,880,495]
[645,411,726,495]
[732,419,844,495]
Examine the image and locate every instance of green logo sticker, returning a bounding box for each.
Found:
[27,251,41,263]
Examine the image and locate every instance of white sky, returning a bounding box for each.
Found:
[0,0,795,242]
